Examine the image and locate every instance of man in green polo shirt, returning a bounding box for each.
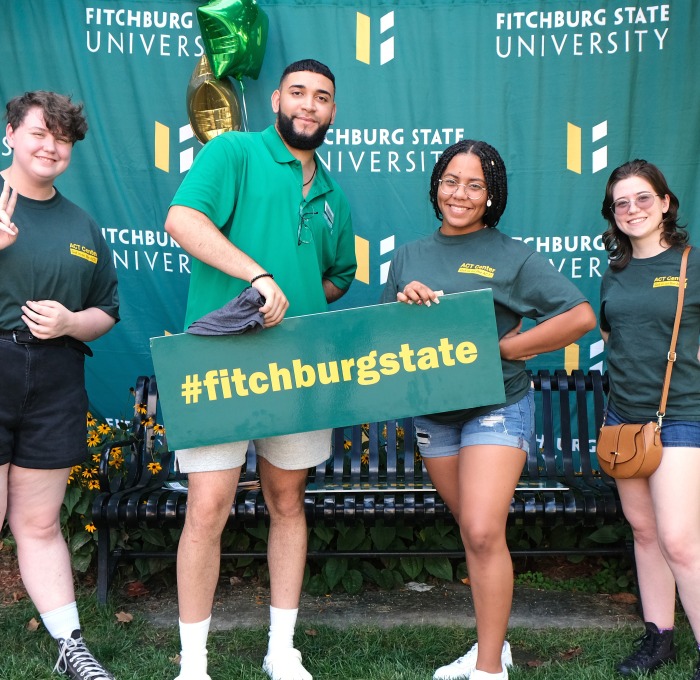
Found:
[164,59,356,680]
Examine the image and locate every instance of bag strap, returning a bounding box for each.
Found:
[657,245,691,425]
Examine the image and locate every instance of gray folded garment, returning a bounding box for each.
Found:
[186,287,265,336]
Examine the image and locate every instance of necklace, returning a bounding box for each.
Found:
[303,163,317,187]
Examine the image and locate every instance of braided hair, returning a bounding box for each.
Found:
[429,140,508,228]
[601,159,686,271]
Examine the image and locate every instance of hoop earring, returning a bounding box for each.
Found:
[486,198,492,208]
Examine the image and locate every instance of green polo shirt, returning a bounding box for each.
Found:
[171,126,356,327]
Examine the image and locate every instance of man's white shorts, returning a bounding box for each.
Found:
[174,428,332,472]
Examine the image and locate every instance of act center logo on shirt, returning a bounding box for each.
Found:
[69,242,98,264]
[652,276,685,289]
[458,263,495,279]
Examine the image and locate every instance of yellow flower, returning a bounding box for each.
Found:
[153,423,165,435]
[97,423,112,435]
[135,403,148,415]
[92,453,101,464]
[361,452,369,466]
[84,523,96,533]
[86,412,97,427]
[111,447,122,457]
[343,440,351,451]
[142,416,154,428]
[71,465,83,474]
[88,480,100,490]
[87,432,101,447]
[147,462,162,474]
[82,468,94,478]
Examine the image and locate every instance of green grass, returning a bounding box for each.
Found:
[0,595,698,679]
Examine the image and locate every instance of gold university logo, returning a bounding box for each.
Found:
[356,10,395,65]
[154,121,198,173]
[566,120,608,174]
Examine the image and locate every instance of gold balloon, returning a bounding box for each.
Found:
[186,55,242,144]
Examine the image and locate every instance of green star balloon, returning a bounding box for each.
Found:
[197,0,269,81]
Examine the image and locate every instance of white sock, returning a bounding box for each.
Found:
[41,602,80,640]
[267,606,298,655]
[179,616,211,674]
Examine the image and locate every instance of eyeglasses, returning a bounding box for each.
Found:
[610,192,661,215]
[298,208,318,245]
[438,178,487,200]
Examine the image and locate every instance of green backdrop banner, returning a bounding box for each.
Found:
[151,291,504,448]
[1,1,698,421]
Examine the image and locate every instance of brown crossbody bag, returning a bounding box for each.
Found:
[596,245,691,479]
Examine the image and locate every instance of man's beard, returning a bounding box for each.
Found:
[276,110,330,151]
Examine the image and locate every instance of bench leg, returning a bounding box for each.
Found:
[96,526,119,605]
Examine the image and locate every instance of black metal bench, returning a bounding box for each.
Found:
[92,369,623,604]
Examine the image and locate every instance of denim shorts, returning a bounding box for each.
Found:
[605,405,700,448]
[414,390,535,458]
[0,337,88,469]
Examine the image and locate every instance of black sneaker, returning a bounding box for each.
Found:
[54,630,115,680]
[616,622,676,676]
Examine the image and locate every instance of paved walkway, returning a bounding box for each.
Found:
[130,580,639,631]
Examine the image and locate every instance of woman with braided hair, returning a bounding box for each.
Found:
[381,140,596,680]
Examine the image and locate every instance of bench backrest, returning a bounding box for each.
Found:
[137,369,609,490]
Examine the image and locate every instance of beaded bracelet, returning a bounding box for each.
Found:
[250,272,274,284]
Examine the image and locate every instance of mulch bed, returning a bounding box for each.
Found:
[0,542,27,605]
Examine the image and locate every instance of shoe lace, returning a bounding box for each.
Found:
[627,630,663,663]
[54,636,110,679]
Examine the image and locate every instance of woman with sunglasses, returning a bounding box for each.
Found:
[599,159,700,679]
[381,139,596,680]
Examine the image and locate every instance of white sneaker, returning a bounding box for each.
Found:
[471,670,508,680]
[174,657,211,680]
[263,648,312,680]
[433,641,512,680]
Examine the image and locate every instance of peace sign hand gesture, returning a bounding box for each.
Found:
[0,180,19,250]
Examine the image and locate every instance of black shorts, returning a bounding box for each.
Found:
[0,337,89,469]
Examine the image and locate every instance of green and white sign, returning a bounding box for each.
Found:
[151,290,505,449]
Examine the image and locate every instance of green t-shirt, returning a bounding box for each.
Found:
[381,227,588,422]
[170,126,356,327]
[600,246,700,421]
[0,181,120,330]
